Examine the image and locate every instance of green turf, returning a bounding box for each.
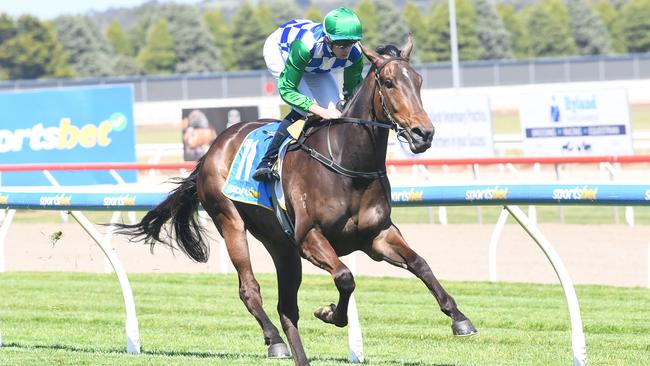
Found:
[491,110,521,135]
[136,125,182,145]
[0,273,649,365]
[631,104,650,132]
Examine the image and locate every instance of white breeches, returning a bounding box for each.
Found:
[263,30,340,115]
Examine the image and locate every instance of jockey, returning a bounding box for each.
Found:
[252,7,364,182]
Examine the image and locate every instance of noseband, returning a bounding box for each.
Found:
[372,57,411,141]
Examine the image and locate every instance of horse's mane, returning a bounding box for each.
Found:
[342,44,402,115]
[369,45,401,72]
[375,44,401,57]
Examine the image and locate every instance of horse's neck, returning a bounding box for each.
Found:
[342,73,375,121]
[333,74,388,170]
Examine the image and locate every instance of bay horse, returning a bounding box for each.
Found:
[116,35,477,365]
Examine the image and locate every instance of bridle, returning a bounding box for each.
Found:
[296,56,415,179]
[372,57,412,142]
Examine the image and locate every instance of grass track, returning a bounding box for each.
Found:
[1,273,649,365]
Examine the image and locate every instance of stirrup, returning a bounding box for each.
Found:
[252,163,278,182]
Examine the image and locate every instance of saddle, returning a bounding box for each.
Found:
[221,119,314,245]
[267,117,318,244]
[223,116,355,245]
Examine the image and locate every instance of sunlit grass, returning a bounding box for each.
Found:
[136,125,182,145]
[1,272,648,365]
[631,103,650,131]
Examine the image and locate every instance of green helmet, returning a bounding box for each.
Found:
[323,7,362,41]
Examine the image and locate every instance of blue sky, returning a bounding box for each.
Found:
[2,0,201,19]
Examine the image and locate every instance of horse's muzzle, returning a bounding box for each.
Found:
[408,126,434,153]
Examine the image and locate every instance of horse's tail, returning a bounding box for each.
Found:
[114,155,209,262]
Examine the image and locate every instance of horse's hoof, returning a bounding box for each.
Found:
[314,303,336,324]
[267,342,291,359]
[314,303,348,327]
[452,319,478,337]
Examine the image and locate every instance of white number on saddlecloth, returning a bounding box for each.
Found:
[235,139,258,181]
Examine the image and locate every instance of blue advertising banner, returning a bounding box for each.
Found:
[391,184,650,206]
[1,184,649,211]
[0,85,137,186]
[0,190,168,211]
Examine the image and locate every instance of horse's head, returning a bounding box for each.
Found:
[360,35,434,153]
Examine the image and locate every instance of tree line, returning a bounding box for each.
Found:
[0,0,649,81]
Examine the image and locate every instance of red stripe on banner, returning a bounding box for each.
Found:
[0,162,197,172]
[1,155,650,172]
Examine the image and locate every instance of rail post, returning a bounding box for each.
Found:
[505,206,587,366]
[69,211,141,354]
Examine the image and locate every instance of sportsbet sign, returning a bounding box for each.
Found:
[0,85,136,186]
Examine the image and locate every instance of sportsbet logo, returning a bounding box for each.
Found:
[0,113,127,153]
[552,186,598,200]
[465,186,509,201]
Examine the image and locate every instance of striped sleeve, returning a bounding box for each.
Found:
[278,40,313,112]
[343,52,363,101]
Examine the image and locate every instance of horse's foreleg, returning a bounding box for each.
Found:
[214,214,290,357]
[273,249,310,366]
[300,228,354,328]
[368,225,477,336]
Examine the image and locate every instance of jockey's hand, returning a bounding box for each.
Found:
[309,104,342,120]
[322,108,342,120]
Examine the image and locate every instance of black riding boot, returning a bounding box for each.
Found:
[252,116,295,182]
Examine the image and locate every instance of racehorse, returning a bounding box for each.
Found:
[116,35,477,365]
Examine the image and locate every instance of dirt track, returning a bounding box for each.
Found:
[4,222,649,288]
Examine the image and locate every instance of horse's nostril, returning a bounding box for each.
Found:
[412,127,433,142]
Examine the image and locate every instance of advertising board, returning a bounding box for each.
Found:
[181,106,259,161]
[390,95,494,159]
[519,89,632,156]
[0,85,136,186]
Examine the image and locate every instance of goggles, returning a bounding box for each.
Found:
[330,39,356,49]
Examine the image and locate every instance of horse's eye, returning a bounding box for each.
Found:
[384,79,394,88]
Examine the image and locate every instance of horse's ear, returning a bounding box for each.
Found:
[360,42,383,67]
[401,33,414,61]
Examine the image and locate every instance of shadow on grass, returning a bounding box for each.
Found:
[4,342,464,365]
[310,354,460,366]
[2,342,265,360]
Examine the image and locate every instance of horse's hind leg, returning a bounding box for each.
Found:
[208,210,290,358]
[367,225,477,336]
[300,228,354,328]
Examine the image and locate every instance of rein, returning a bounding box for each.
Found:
[295,56,411,180]
[296,117,393,179]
